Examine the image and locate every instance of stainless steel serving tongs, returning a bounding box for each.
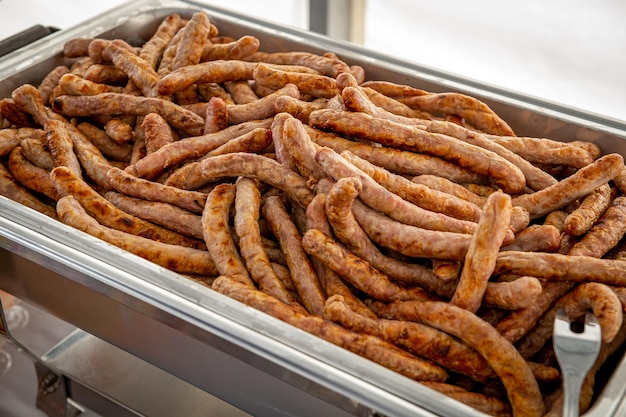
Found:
[553,308,602,417]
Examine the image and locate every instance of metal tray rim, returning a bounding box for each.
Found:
[1,0,625,415]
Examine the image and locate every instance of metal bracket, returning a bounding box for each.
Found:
[0,296,82,417]
[35,362,84,417]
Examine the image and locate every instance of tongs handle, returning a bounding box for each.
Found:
[562,368,584,417]
[556,310,602,417]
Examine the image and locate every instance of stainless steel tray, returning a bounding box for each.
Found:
[1,1,626,416]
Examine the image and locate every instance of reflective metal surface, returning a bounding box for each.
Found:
[554,310,602,417]
[0,0,625,416]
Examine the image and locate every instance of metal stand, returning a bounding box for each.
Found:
[39,329,250,417]
[1,297,250,417]
[0,297,81,417]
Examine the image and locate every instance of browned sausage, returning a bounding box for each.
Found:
[253,63,339,99]
[494,251,626,286]
[102,39,160,97]
[488,135,595,168]
[316,147,478,234]
[342,150,482,222]
[482,277,543,310]
[139,14,185,69]
[52,93,205,136]
[201,183,253,286]
[76,122,132,162]
[7,147,61,201]
[164,128,272,190]
[562,183,612,236]
[495,280,575,344]
[500,224,561,252]
[223,80,258,104]
[102,115,135,143]
[156,60,317,95]
[321,177,454,296]
[245,51,350,78]
[302,229,435,303]
[281,115,327,182]
[203,96,229,134]
[450,191,512,313]
[126,119,272,179]
[172,12,212,71]
[309,109,525,193]
[370,300,545,417]
[19,137,53,170]
[0,98,36,127]
[44,119,82,180]
[227,83,299,124]
[517,282,623,360]
[324,295,495,383]
[106,166,207,213]
[412,174,486,207]
[568,196,626,258]
[349,194,472,261]
[51,166,204,249]
[0,128,43,157]
[57,195,216,275]
[421,382,512,417]
[198,153,314,207]
[425,120,557,191]
[306,125,487,184]
[340,84,426,127]
[104,191,203,239]
[263,196,325,315]
[397,92,516,136]
[304,192,376,318]
[274,95,327,123]
[11,84,116,190]
[212,276,448,382]
[38,66,69,104]
[0,160,57,218]
[512,153,624,219]
[234,177,303,310]
[58,73,125,95]
[201,35,260,62]
[141,113,174,154]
